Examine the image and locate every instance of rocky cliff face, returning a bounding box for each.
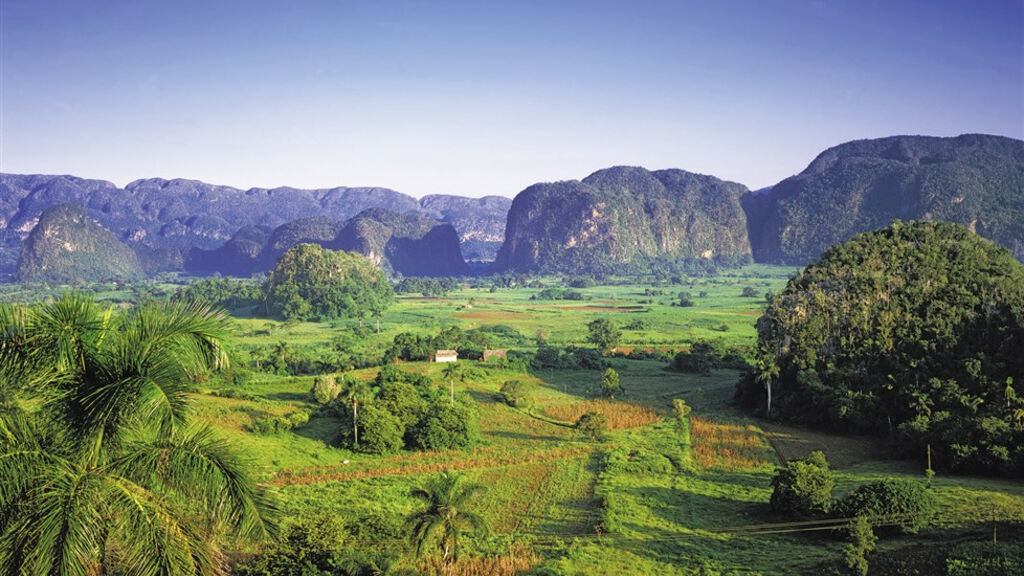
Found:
[184,209,468,278]
[494,166,752,273]
[0,174,504,275]
[745,134,1024,264]
[419,195,512,261]
[16,204,142,283]
[332,209,470,277]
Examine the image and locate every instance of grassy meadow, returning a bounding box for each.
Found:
[7,264,1023,575]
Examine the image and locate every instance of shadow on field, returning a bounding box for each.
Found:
[294,416,341,446]
[489,430,568,443]
[264,391,314,402]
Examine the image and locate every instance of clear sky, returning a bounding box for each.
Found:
[1,0,1021,197]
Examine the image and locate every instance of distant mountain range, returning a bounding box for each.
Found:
[5,133,1023,282]
[0,175,510,275]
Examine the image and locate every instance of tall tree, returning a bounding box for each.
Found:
[441,362,463,405]
[406,471,486,575]
[587,318,621,353]
[0,293,278,576]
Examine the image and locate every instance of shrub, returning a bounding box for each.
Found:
[311,375,341,404]
[600,367,622,398]
[587,318,621,352]
[605,448,674,475]
[769,450,835,518]
[672,342,719,374]
[249,410,309,435]
[842,516,877,576]
[411,401,476,451]
[741,286,759,297]
[945,541,1024,576]
[576,412,608,442]
[833,479,934,534]
[376,378,427,432]
[235,514,393,576]
[356,403,405,455]
[499,380,527,408]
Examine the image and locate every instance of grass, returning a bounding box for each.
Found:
[9,266,1021,575]
[543,400,661,430]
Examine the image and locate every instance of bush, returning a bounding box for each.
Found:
[601,367,622,398]
[945,541,1024,576]
[356,403,405,455]
[741,286,759,297]
[249,410,310,435]
[833,479,934,534]
[234,514,393,576]
[605,448,674,475]
[499,380,527,408]
[411,401,476,451]
[311,375,341,404]
[769,451,836,518]
[576,412,608,442]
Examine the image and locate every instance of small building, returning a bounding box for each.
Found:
[435,350,458,363]
[482,349,507,362]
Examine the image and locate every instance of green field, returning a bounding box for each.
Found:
[7,265,1023,575]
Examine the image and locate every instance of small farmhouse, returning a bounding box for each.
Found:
[434,350,458,363]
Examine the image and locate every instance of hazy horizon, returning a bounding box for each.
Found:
[2,0,1021,198]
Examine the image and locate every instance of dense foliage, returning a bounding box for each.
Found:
[587,318,621,352]
[172,276,264,310]
[235,515,393,576]
[328,366,477,454]
[671,341,749,374]
[769,451,835,518]
[394,276,459,297]
[737,221,1024,475]
[833,479,934,535]
[0,293,276,575]
[264,244,394,321]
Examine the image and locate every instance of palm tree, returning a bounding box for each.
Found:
[0,292,277,576]
[340,376,374,449]
[755,358,780,417]
[441,363,462,405]
[406,471,486,575]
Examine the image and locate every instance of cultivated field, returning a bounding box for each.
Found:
[8,265,1023,575]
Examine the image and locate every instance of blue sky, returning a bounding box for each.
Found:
[1,0,1021,197]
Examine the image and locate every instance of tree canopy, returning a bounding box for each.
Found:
[737,221,1024,475]
[264,244,394,321]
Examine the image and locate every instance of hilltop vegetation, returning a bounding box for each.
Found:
[16,203,142,283]
[494,166,752,274]
[264,244,395,321]
[744,134,1024,264]
[738,221,1024,475]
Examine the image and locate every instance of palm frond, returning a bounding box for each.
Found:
[115,425,279,541]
